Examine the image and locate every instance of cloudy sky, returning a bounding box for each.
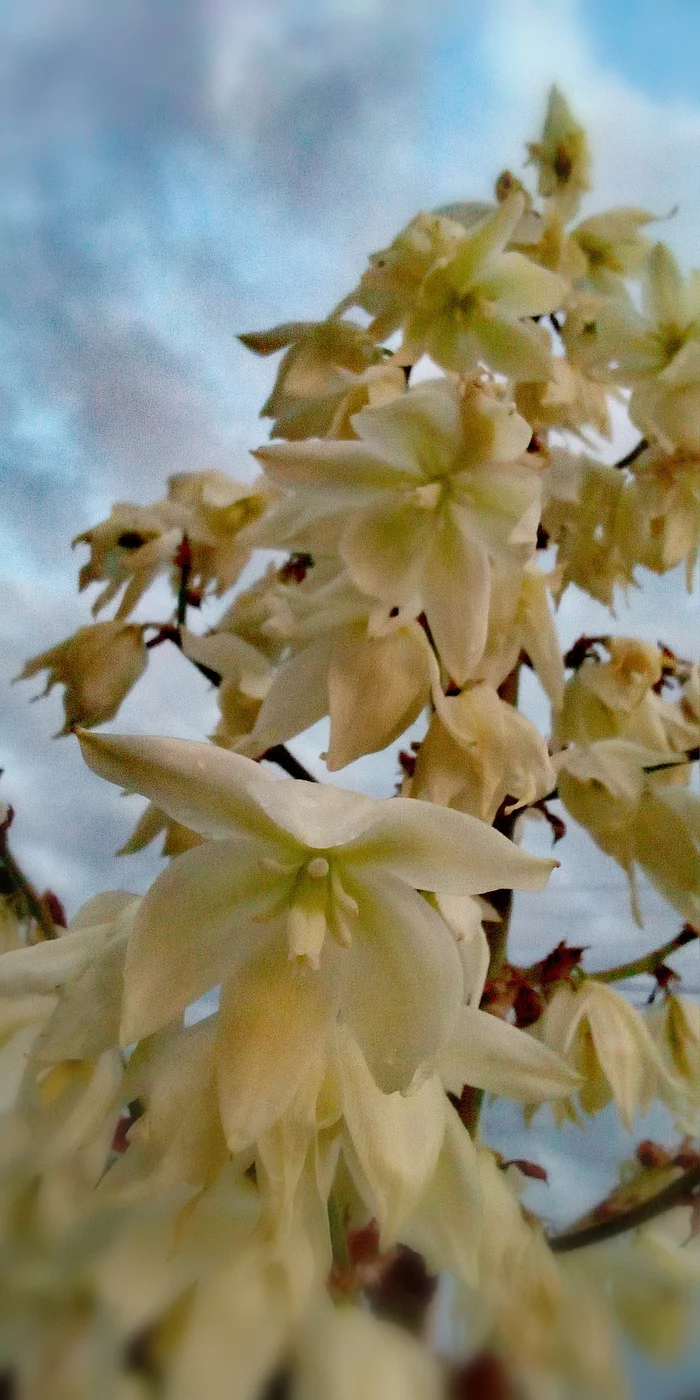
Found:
[1,0,699,939]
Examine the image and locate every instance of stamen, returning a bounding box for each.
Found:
[306,856,330,880]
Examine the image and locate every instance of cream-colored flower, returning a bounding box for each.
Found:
[526,87,591,221]
[515,357,611,442]
[402,194,568,379]
[73,502,180,618]
[556,739,700,926]
[239,317,403,440]
[255,377,539,683]
[535,980,681,1129]
[570,207,656,292]
[335,210,467,341]
[472,563,565,708]
[629,446,700,584]
[646,993,700,1131]
[77,730,555,1114]
[235,572,432,770]
[17,621,148,735]
[408,680,556,824]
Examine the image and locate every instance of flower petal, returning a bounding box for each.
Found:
[335,1026,447,1244]
[345,799,557,896]
[341,871,464,1092]
[216,940,335,1152]
[474,251,568,318]
[437,1006,582,1101]
[121,839,285,1043]
[422,511,490,684]
[236,635,335,758]
[77,730,284,843]
[351,381,460,478]
[326,626,430,770]
[340,497,434,606]
[254,438,412,491]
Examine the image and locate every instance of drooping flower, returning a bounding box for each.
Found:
[16,621,148,735]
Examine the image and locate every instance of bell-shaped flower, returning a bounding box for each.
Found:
[255,377,539,683]
[16,621,148,735]
[556,739,700,926]
[534,979,683,1129]
[73,502,180,618]
[629,446,700,583]
[402,194,568,379]
[234,572,432,770]
[646,993,700,1133]
[77,730,555,1111]
[409,679,556,824]
[526,86,591,221]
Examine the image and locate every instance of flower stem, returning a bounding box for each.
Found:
[549,1163,700,1253]
[591,926,698,984]
[613,436,648,470]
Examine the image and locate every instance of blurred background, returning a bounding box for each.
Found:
[1,3,699,1392]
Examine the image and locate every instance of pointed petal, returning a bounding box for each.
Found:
[254,438,412,490]
[351,382,460,478]
[335,1027,447,1244]
[237,635,335,758]
[77,730,284,843]
[121,839,284,1042]
[345,799,556,896]
[341,497,434,606]
[403,1104,482,1285]
[446,194,525,291]
[0,923,112,996]
[474,251,567,317]
[470,306,553,380]
[437,1006,581,1101]
[341,871,464,1092]
[422,512,490,684]
[326,626,430,770]
[216,941,334,1152]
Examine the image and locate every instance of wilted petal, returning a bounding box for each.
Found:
[345,798,556,895]
[437,1006,582,1101]
[121,839,286,1043]
[341,871,464,1092]
[216,941,335,1152]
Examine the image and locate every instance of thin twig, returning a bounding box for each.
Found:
[549,1164,700,1253]
[262,745,317,783]
[613,436,648,470]
[591,926,698,984]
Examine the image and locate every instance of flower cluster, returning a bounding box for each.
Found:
[6,87,700,1398]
